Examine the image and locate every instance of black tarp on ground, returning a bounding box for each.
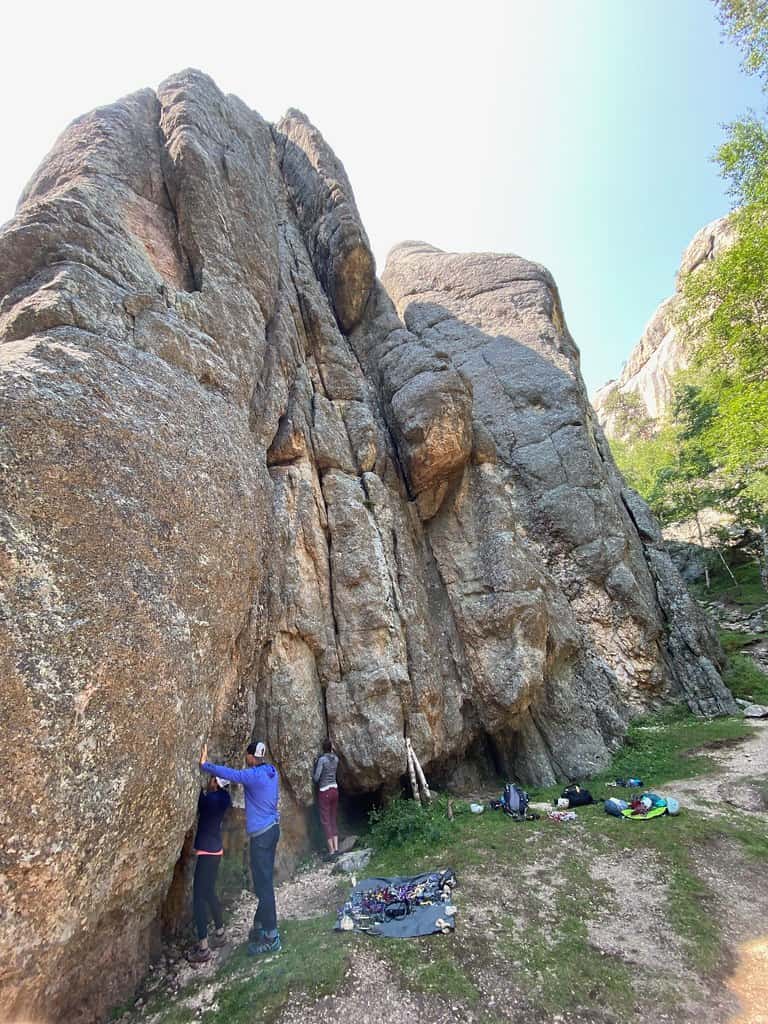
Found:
[335,870,457,938]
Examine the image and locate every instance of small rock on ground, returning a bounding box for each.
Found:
[333,849,373,874]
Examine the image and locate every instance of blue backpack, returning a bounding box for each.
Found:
[502,783,529,818]
[605,798,629,818]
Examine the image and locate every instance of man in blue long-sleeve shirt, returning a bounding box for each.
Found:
[200,740,281,955]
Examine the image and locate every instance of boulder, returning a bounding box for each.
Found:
[0,69,735,1022]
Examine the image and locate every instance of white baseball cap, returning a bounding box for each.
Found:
[253,741,266,757]
[215,777,230,788]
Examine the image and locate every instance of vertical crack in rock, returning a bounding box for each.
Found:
[155,122,200,292]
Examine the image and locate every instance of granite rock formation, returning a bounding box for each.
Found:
[593,215,736,438]
[0,70,735,1022]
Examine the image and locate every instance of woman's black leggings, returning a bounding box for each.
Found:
[193,855,223,940]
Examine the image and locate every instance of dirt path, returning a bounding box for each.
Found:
[667,719,768,815]
[671,720,768,1024]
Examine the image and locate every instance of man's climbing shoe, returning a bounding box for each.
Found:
[247,933,281,956]
[209,928,227,949]
[186,944,211,964]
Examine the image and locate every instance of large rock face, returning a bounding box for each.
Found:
[0,71,735,1022]
[593,215,736,438]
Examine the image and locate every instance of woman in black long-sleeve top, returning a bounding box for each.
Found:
[187,776,231,964]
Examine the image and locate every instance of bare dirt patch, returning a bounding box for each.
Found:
[275,947,479,1024]
[665,720,768,815]
[587,850,684,972]
[276,860,347,921]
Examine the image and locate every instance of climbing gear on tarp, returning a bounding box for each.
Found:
[606,790,681,820]
[621,792,674,820]
[621,804,667,820]
[335,869,457,938]
[247,932,281,956]
[606,778,644,788]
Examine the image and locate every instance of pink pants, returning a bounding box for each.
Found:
[318,787,338,839]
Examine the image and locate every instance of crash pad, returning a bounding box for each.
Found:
[621,805,668,820]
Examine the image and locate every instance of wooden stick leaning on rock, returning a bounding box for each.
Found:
[406,737,432,804]
[411,744,433,803]
[406,740,422,804]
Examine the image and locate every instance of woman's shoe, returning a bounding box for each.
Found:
[209,928,227,949]
[186,944,211,964]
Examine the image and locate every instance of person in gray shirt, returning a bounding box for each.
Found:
[313,738,339,859]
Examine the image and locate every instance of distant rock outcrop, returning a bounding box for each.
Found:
[593,215,736,438]
[0,71,735,1022]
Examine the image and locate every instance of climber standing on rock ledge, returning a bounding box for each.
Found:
[200,740,282,955]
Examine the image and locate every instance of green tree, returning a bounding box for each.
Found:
[667,0,768,588]
[715,0,768,84]
[608,1,768,591]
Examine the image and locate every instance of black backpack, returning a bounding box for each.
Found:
[502,783,529,818]
[561,784,594,807]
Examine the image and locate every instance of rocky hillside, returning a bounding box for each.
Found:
[593,215,736,439]
[0,70,735,1022]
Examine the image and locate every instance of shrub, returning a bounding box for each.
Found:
[725,652,768,703]
[368,795,459,851]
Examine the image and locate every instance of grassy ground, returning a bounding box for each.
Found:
[365,710,763,1013]
[120,708,765,1024]
[341,713,758,1021]
[692,558,767,610]
[724,651,768,703]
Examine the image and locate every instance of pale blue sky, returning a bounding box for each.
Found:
[1,1,761,393]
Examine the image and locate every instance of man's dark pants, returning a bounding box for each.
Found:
[249,823,280,934]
